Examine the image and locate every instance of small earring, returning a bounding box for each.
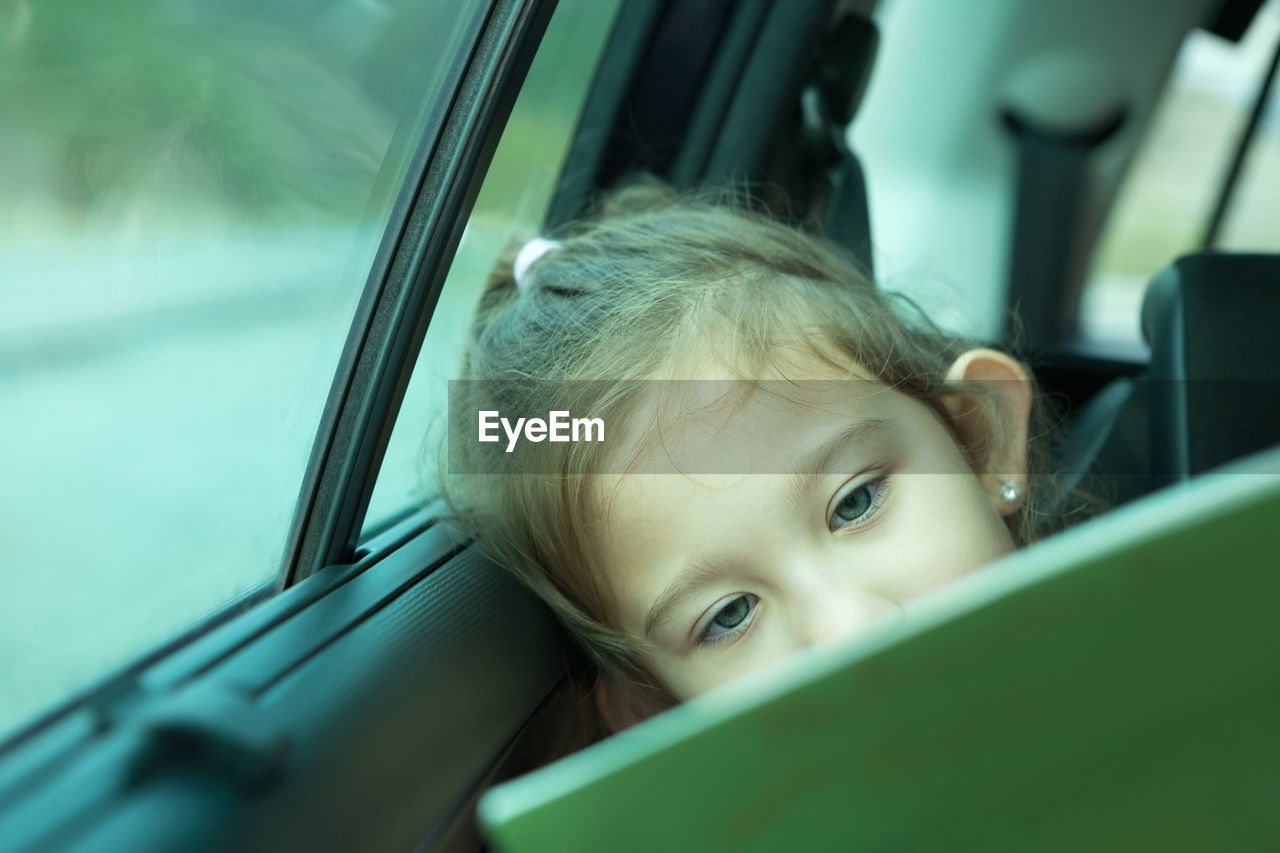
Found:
[999,480,1023,504]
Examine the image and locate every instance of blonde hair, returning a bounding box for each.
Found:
[445,180,1069,693]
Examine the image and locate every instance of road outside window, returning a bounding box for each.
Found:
[0,0,480,739]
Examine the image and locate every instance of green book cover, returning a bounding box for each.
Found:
[479,449,1280,852]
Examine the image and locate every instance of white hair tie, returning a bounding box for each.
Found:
[513,237,561,292]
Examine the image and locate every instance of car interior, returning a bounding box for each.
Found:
[1,0,1277,849]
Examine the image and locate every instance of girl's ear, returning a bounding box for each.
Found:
[939,348,1033,515]
[592,674,676,733]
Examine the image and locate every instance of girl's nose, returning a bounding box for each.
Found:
[799,578,901,648]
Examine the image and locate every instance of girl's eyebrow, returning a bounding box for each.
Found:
[784,417,890,509]
[643,556,737,640]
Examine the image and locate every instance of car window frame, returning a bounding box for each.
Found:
[280,0,559,587]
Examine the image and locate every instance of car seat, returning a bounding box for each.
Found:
[1057,252,1280,509]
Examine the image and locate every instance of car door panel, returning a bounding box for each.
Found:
[0,513,569,851]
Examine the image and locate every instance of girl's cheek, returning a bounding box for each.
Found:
[667,615,799,700]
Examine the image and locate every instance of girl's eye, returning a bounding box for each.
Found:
[697,593,759,646]
[828,476,888,532]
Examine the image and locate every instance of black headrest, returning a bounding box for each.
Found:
[1142,252,1280,483]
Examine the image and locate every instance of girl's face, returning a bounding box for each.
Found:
[596,352,1029,706]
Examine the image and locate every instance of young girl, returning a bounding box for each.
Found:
[447,180,1076,733]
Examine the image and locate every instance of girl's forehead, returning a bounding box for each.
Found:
[600,373,912,481]
[585,343,936,550]
[670,332,873,384]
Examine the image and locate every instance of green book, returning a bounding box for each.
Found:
[479,449,1280,852]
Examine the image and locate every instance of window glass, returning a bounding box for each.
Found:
[1217,62,1280,246]
[1082,2,1280,343]
[0,0,482,738]
[364,0,623,532]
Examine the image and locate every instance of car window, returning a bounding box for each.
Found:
[1081,1,1280,344]
[0,0,485,739]
[363,0,624,534]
